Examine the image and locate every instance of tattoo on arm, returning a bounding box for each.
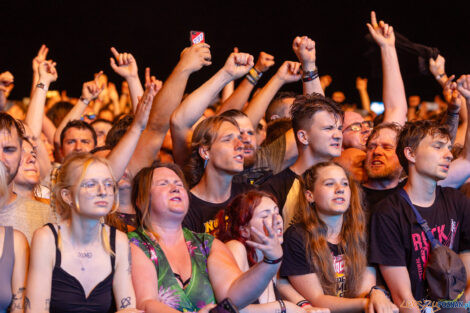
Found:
[120,296,131,309]
[45,298,50,310]
[11,287,25,309]
[24,296,31,310]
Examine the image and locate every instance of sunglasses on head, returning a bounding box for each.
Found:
[80,114,96,121]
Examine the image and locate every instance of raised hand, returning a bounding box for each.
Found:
[457,74,470,101]
[366,11,395,48]
[254,51,275,73]
[38,60,58,85]
[110,47,139,79]
[292,36,316,70]
[144,67,163,93]
[32,44,49,74]
[222,52,254,80]
[178,42,212,73]
[133,74,159,130]
[429,55,446,78]
[443,75,456,103]
[275,61,302,83]
[245,213,283,261]
[81,71,105,102]
[356,77,368,91]
[0,71,14,92]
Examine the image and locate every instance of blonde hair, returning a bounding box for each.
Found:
[54,153,119,254]
[0,162,8,209]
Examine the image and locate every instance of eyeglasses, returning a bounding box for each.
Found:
[80,179,115,196]
[343,121,373,133]
[80,114,96,121]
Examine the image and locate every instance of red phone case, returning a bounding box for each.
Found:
[190,31,205,45]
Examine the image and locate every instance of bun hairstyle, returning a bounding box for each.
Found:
[54,153,118,254]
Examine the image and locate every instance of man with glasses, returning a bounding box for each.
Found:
[342,111,373,151]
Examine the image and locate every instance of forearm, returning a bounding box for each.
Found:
[126,76,144,112]
[42,116,56,144]
[302,63,323,96]
[53,99,88,146]
[37,139,52,181]
[31,72,39,98]
[26,83,49,138]
[221,79,234,102]
[171,69,232,131]
[141,299,182,313]
[444,111,459,144]
[219,78,255,113]
[146,64,192,132]
[107,124,143,180]
[358,88,371,112]
[225,262,280,309]
[244,75,284,127]
[241,301,301,313]
[381,46,407,125]
[309,295,366,313]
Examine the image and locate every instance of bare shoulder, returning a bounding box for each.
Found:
[225,240,248,258]
[12,229,29,251]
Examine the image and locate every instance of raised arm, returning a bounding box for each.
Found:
[53,72,104,150]
[26,60,58,139]
[356,77,371,112]
[244,61,301,128]
[31,45,49,96]
[429,55,448,88]
[170,51,253,167]
[126,43,211,175]
[107,79,156,180]
[292,36,323,96]
[219,51,275,113]
[110,47,144,112]
[367,11,407,126]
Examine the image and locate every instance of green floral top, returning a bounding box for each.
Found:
[128,228,216,312]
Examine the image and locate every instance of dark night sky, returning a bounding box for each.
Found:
[1,0,469,104]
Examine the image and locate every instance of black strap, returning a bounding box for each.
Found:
[398,189,441,249]
[110,226,116,271]
[46,223,61,266]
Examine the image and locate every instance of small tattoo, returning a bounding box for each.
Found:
[77,251,93,258]
[45,299,50,310]
[120,297,131,308]
[11,287,25,309]
[25,296,31,310]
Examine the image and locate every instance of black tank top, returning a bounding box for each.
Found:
[47,223,116,313]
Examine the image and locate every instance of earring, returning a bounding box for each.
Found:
[204,157,208,169]
[100,216,105,227]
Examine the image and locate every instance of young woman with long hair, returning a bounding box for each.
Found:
[26,153,139,313]
[217,190,329,313]
[280,162,398,313]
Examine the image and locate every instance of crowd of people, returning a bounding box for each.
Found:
[0,10,469,313]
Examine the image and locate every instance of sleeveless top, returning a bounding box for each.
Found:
[47,223,116,313]
[0,227,14,313]
[128,228,216,312]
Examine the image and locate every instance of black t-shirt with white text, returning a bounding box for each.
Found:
[183,182,253,234]
[369,186,470,301]
[281,224,347,297]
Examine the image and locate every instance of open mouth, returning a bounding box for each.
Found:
[234,154,244,163]
[170,196,182,202]
[243,148,253,155]
[371,160,384,166]
[439,164,450,172]
[332,197,345,204]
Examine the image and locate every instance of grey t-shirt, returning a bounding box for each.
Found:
[0,195,55,243]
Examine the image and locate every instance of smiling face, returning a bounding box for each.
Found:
[308,164,351,216]
[410,134,453,181]
[302,111,343,160]
[244,196,284,243]
[150,167,189,222]
[73,162,116,218]
[204,121,244,175]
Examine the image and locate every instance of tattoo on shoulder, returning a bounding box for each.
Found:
[11,287,26,309]
[120,296,131,309]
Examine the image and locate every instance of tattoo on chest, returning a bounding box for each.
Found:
[120,297,131,309]
[77,251,93,258]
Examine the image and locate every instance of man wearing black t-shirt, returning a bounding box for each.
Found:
[369,120,470,309]
[262,94,343,228]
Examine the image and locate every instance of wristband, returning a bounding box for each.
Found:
[447,111,460,117]
[277,300,286,313]
[296,300,311,308]
[302,69,319,82]
[367,286,391,300]
[36,82,47,91]
[79,97,91,105]
[246,68,262,85]
[263,256,283,264]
